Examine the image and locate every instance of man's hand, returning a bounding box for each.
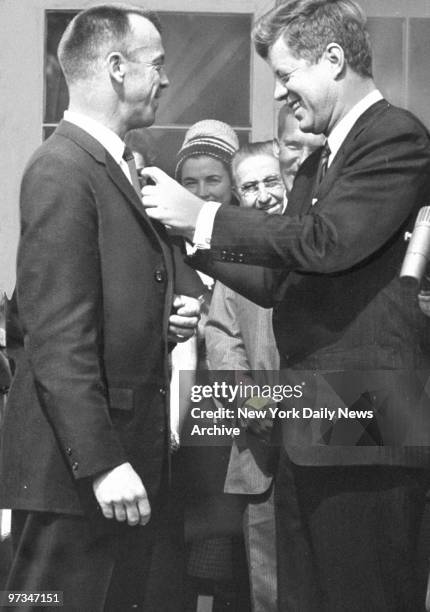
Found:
[92,462,151,527]
[168,294,201,343]
[140,167,204,240]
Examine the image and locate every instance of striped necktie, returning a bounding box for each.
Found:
[315,141,331,188]
[311,141,330,205]
[122,146,142,198]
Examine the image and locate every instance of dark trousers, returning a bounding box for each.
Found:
[3,505,181,612]
[275,448,430,612]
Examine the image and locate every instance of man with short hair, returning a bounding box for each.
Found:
[140,1,430,609]
[0,5,201,610]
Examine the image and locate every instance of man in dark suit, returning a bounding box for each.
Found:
[140,1,430,609]
[0,5,202,611]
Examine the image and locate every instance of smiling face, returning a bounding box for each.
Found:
[181,156,233,206]
[122,15,169,129]
[269,36,338,135]
[235,154,285,215]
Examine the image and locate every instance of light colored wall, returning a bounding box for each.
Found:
[1,0,46,296]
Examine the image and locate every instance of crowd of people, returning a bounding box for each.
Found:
[1,1,430,611]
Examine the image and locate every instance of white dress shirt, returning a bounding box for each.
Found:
[193,89,383,247]
[326,89,383,167]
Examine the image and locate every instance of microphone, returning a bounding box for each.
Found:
[400,206,430,286]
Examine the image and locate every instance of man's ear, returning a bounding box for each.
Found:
[324,42,345,78]
[273,138,280,159]
[107,51,126,83]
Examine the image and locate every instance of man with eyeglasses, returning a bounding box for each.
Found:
[205,141,284,612]
[236,143,286,216]
[141,1,430,610]
[0,5,202,610]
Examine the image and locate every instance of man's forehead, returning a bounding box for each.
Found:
[269,35,299,69]
[236,154,280,181]
[127,13,164,54]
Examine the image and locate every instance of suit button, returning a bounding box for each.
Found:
[159,387,166,396]
[66,448,72,456]
[154,270,164,283]
[72,462,79,471]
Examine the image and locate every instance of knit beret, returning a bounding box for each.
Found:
[175,119,239,180]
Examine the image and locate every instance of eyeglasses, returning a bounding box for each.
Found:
[239,176,283,197]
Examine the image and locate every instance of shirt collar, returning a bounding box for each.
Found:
[327,89,383,165]
[64,110,125,165]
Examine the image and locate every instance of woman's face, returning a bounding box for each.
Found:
[181,156,232,206]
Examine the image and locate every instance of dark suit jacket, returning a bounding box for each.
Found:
[0,120,202,515]
[193,100,430,467]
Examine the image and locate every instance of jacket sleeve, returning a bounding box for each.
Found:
[188,251,281,308]
[17,152,128,480]
[210,108,430,274]
[171,237,205,298]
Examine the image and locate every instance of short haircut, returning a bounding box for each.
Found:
[232,140,277,184]
[58,4,161,84]
[252,0,372,78]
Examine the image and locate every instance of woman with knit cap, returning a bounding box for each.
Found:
[175,119,240,208]
[171,120,250,610]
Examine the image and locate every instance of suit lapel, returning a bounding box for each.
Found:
[312,99,390,209]
[104,149,175,286]
[56,120,172,258]
[287,148,321,215]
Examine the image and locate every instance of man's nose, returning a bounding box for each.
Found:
[256,184,271,205]
[274,80,288,101]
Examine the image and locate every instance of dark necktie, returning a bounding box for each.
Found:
[312,141,331,202]
[122,146,142,198]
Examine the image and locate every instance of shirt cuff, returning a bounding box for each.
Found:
[192,202,221,249]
